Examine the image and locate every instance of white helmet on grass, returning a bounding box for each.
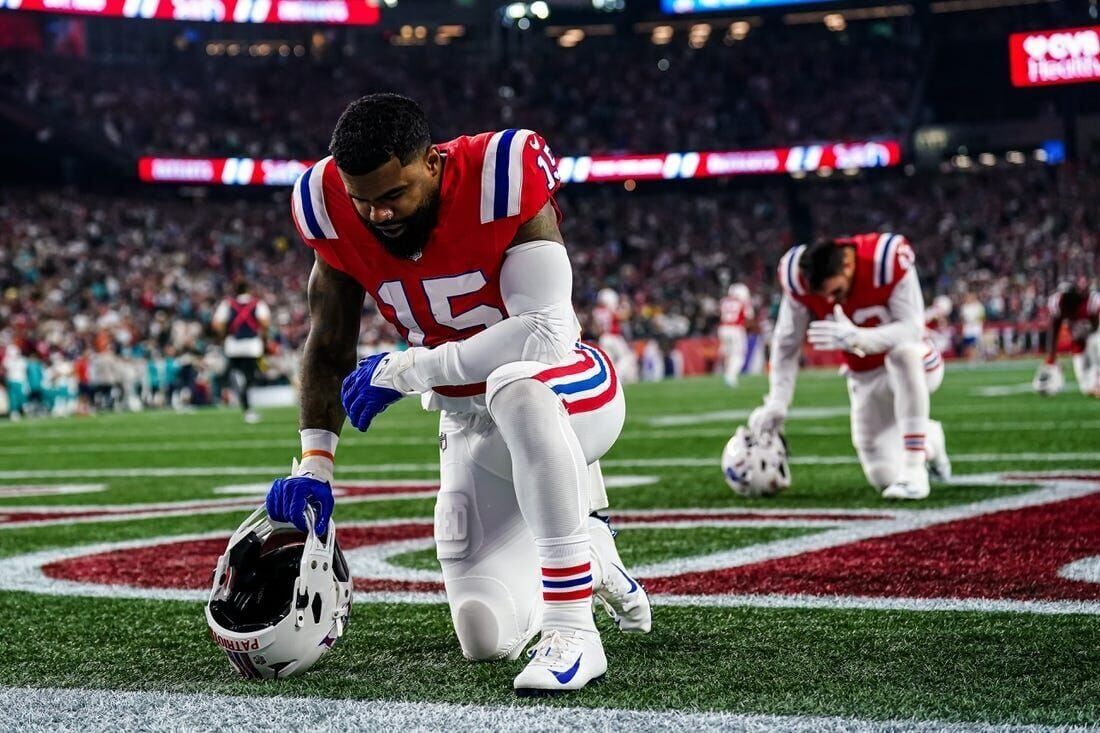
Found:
[721,426,791,497]
[205,506,352,679]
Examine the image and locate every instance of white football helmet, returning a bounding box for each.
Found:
[721,426,791,497]
[728,283,751,302]
[597,288,620,309]
[205,506,352,679]
[1032,362,1064,397]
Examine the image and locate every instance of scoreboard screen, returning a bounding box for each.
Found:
[1009,26,1100,88]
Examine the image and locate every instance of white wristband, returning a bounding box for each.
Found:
[298,429,338,483]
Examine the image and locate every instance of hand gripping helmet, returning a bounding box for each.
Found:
[205,506,352,679]
[721,426,791,498]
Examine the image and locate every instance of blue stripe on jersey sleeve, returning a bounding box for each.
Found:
[785,247,798,294]
[492,128,518,221]
[879,234,896,287]
[299,166,324,239]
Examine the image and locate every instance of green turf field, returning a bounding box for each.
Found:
[1,360,1097,731]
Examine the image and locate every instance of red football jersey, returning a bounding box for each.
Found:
[592,305,621,336]
[719,296,753,327]
[777,232,915,372]
[291,129,561,396]
[1049,289,1100,352]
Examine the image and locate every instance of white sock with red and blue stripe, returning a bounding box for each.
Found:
[537,535,597,632]
[900,418,926,468]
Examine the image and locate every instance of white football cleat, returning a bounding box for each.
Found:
[513,628,607,696]
[882,463,931,500]
[588,516,652,633]
[926,420,952,481]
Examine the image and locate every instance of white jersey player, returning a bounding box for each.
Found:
[718,283,754,387]
[749,233,951,500]
[592,288,639,384]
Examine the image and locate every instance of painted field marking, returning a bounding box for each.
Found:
[0,481,440,530]
[0,477,660,529]
[0,484,106,498]
[972,383,1044,397]
[2,686,1086,733]
[648,406,851,427]
[2,451,1098,480]
[4,472,1097,615]
[1059,556,1100,584]
[1,419,1097,450]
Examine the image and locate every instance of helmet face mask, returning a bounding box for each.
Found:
[205,507,352,680]
[721,426,791,498]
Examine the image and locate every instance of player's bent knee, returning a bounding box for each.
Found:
[886,342,924,371]
[485,362,555,420]
[445,575,539,662]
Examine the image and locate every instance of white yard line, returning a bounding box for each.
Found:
[0,686,1084,733]
[0,419,1096,450]
[1,452,1098,481]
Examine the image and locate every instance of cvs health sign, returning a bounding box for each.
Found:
[1009,26,1100,87]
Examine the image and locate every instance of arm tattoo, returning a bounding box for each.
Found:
[299,256,365,434]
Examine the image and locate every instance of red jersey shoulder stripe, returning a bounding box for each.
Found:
[292,156,339,240]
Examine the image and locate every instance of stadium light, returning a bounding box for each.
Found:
[530,1,549,19]
[728,21,750,41]
[652,25,673,44]
[689,23,711,48]
[824,13,846,31]
[506,2,527,19]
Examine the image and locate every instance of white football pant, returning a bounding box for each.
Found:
[846,340,944,490]
[599,333,639,384]
[718,325,747,386]
[433,356,625,662]
[1073,332,1100,395]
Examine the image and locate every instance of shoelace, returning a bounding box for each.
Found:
[526,630,579,667]
[593,563,640,620]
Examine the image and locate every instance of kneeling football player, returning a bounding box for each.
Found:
[264,94,650,695]
[749,234,951,500]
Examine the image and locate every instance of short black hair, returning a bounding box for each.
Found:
[799,238,850,293]
[329,93,431,175]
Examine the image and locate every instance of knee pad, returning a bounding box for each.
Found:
[447,575,540,661]
[886,342,924,372]
[485,362,552,419]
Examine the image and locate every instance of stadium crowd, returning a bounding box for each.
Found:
[1,23,918,158]
[2,160,1095,416]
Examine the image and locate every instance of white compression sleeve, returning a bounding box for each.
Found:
[410,240,579,388]
[767,294,810,409]
[854,269,926,355]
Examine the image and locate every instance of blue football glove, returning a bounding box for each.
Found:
[266,474,334,535]
[341,352,404,432]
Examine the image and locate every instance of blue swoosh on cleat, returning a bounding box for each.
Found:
[612,563,638,593]
[552,655,582,684]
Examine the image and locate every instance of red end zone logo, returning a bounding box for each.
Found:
[2,473,1098,614]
